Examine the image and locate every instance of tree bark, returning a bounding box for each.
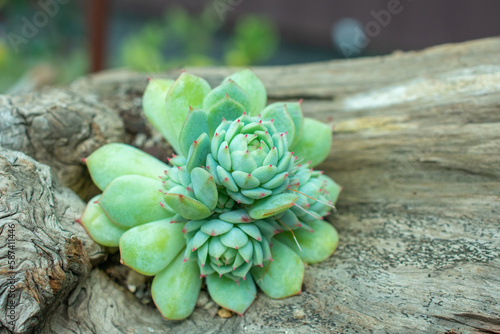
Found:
[1,37,499,333]
[0,149,103,334]
[0,90,125,199]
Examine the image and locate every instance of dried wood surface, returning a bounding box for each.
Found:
[1,37,499,333]
[0,90,124,199]
[0,149,103,334]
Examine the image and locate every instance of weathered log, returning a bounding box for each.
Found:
[1,37,500,333]
[0,149,102,334]
[0,90,125,199]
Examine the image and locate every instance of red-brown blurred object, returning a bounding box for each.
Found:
[88,0,110,72]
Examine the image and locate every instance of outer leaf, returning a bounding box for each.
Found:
[179,109,209,157]
[152,251,201,320]
[285,102,305,148]
[86,143,169,190]
[250,239,304,298]
[203,80,251,114]
[142,78,175,148]
[119,219,185,275]
[224,69,267,116]
[264,102,304,148]
[319,174,342,205]
[248,193,299,219]
[99,175,174,228]
[293,118,332,167]
[206,273,256,315]
[207,97,245,138]
[80,195,128,247]
[164,72,211,154]
[275,219,339,263]
[261,103,295,146]
[191,167,218,210]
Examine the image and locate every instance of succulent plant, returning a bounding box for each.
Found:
[78,69,341,319]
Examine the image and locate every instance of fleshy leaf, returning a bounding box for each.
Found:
[219,209,254,223]
[119,219,184,275]
[80,195,128,247]
[319,174,342,205]
[224,69,267,116]
[186,133,211,173]
[191,167,218,210]
[179,109,209,157]
[152,251,201,320]
[142,78,175,147]
[206,273,256,315]
[99,175,174,228]
[220,227,249,249]
[293,118,332,167]
[164,192,211,220]
[163,72,211,154]
[203,79,251,114]
[250,239,304,298]
[261,104,295,147]
[248,193,299,219]
[207,97,245,138]
[276,219,339,263]
[200,219,233,236]
[86,143,169,191]
[285,102,305,148]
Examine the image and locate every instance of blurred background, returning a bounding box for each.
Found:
[1,0,499,93]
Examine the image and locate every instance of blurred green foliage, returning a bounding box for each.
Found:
[0,0,87,92]
[0,1,280,92]
[121,6,279,72]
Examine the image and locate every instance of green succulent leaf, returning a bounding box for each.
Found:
[119,219,185,275]
[80,195,128,247]
[200,219,233,236]
[86,143,169,191]
[219,209,254,223]
[260,103,296,146]
[251,239,304,298]
[99,175,174,228]
[203,79,251,114]
[224,69,267,116]
[186,132,211,173]
[248,193,299,219]
[284,102,305,148]
[190,167,218,210]
[163,72,211,154]
[164,192,211,220]
[206,273,256,315]
[293,117,332,167]
[319,175,342,205]
[179,109,209,157]
[152,251,201,320]
[207,97,245,138]
[142,77,175,147]
[220,227,249,249]
[276,219,339,263]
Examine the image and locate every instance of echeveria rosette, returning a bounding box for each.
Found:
[205,114,295,205]
[77,68,342,320]
[182,210,274,281]
[273,163,342,263]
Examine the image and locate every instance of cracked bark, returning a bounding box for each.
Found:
[0,149,103,334]
[0,37,499,333]
[0,90,125,200]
